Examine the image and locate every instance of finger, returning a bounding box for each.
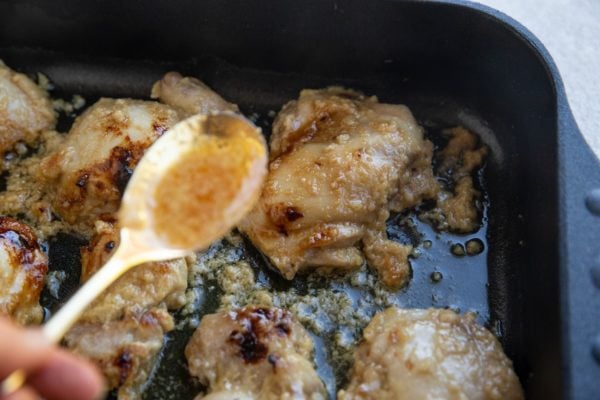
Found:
[0,318,51,378]
[28,350,105,400]
[1,385,39,400]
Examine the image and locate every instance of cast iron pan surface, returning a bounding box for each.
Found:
[0,47,500,400]
[1,1,599,399]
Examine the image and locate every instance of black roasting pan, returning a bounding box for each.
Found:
[0,0,599,399]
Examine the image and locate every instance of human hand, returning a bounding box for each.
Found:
[0,317,104,400]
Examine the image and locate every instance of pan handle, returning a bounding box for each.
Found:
[558,106,600,398]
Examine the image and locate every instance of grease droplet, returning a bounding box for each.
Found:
[466,239,484,256]
[430,271,443,283]
[450,243,465,257]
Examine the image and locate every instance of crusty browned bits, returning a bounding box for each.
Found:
[151,122,169,136]
[228,307,293,363]
[267,204,305,236]
[284,206,303,222]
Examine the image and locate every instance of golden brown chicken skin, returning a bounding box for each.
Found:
[0,216,48,325]
[338,308,524,400]
[186,306,326,400]
[64,220,188,400]
[0,61,56,157]
[239,88,438,288]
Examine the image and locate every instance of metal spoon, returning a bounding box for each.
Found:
[1,112,268,394]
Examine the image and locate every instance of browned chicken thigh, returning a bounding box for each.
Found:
[185,306,326,400]
[0,216,48,325]
[239,88,438,288]
[339,308,524,400]
[64,220,188,400]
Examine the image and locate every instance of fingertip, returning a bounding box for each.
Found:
[28,350,105,400]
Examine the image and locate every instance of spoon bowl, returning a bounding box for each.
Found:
[120,112,267,253]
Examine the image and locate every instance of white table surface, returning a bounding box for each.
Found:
[476,0,600,158]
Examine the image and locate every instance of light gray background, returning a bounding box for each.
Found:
[477,0,600,158]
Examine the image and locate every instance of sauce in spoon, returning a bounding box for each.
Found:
[152,114,266,249]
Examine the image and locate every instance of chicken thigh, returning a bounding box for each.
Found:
[0,61,56,157]
[64,220,188,399]
[66,307,173,400]
[185,306,326,400]
[239,88,438,288]
[338,308,524,400]
[0,216,48,325]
